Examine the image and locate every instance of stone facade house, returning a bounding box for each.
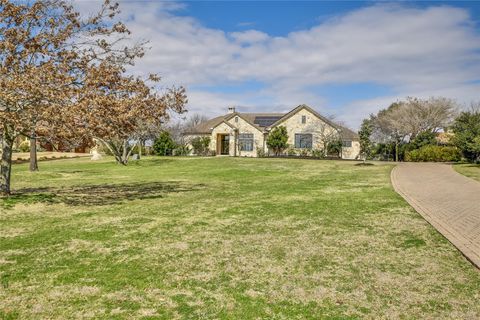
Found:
[184,104,360,159]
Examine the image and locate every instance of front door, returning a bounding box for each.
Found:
[218,134,229,155]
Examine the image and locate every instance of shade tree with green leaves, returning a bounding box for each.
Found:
[451,104,480,163]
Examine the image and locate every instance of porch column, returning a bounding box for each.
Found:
[233,129,238,157]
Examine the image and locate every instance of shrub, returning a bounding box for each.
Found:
[266,126,288,156]
[311,149,325,158]
[327,139,342,157]
[173,143,191,156]
[287,148,297,156]
[18,140,30,152]
[299,148,310,157]
[191,136,211,156]
[153,131,176,156]
[256,147,266,158]
[405,145,461,162]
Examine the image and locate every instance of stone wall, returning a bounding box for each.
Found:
[342,141,360,159]
[273,108,338,151]
[226,115,264,157]
[210,122,235,156]
[185,107,360,159]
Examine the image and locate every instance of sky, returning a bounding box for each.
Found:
[75,0,480,129]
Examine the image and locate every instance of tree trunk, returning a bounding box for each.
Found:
[29,135,38,172]
[137,140,143,159]
[395,141,399,162]
[0,135,14,196]
[96,138,133,166]
[121,139,129,165]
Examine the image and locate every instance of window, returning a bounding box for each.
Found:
[343,140,352,147]
[295,134,312,149]
[235,116,239,123]
[239,133,254,151]
[301,115,306,124]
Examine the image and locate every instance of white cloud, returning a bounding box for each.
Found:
[72,1,480,128]
[230,30,269,44]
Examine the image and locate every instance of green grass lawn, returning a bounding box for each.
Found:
[1,157,480,319]
[454,163,480,182]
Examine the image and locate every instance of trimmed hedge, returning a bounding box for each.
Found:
[405,145,461,162]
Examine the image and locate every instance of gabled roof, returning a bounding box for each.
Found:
[183,116,227,134]
[224,112,265,132]
[184,105,359,140]
[185,112,267,134]
[337,125,359,140]
[268,104,339,130]
[234,113,284,127]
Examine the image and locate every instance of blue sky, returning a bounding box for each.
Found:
[77,0,480,128]
[179,1,480,36]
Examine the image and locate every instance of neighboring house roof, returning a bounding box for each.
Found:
[185,105,359,140]
[337,125,359,140]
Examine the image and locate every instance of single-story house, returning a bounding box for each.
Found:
[184,104,360,159]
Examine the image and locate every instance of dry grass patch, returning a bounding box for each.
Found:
[1,157,479,319]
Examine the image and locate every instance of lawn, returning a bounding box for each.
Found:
[1,157,479,319]
[454,163,480,182]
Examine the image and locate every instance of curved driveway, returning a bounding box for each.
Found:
[391,163,480,268]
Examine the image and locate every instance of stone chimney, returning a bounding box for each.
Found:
[228,106,236,114]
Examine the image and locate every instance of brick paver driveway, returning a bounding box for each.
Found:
[391,163,480,268]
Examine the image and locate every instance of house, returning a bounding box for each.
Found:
[13,134,92,153]
[184,104,360,159]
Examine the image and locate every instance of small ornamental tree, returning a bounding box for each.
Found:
[79,68,187,165]
[191,137,211,156]
[358,119,373,161]
[267,126,288,156]
[153,131,177,156]
[327,139,343,157]
[452,107,480,162]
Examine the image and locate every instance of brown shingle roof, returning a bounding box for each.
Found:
[337,125,359,140]
[185,105,359,140]
[183,115,227,134]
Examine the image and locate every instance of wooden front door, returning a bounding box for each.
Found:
[217,134,229,155]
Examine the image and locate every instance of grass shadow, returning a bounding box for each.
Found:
[355,162,375,167]
[1,181,204,208]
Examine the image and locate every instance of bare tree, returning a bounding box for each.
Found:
[183,113,209,132]
[165,113,208,147]
[304,121,339,156]
[370,97,458,161]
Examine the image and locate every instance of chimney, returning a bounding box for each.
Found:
[228,106,236,114]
